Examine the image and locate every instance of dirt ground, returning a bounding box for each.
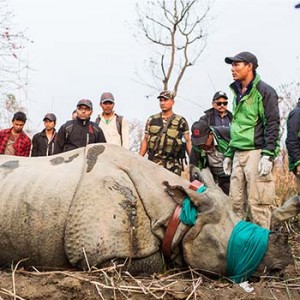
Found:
[1,222,300,300]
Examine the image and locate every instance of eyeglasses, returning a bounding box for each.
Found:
[214,101,228,106]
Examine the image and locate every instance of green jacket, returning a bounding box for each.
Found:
[225,74,280,158]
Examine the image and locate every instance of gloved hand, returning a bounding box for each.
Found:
[223,157,232,176]
[258,155,273,176]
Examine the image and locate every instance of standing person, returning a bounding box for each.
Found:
[54,99,106,154]
[95,92,129,149]
[139,90,192,176]
[223,51,280,229]
[200,91,232,126]
[189,120,230,195]
[271,97,300,223]
[0,111,31,157]
[72,109,77,120]
[31,113,57,156]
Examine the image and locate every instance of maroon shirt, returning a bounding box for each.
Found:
[0,128,31,157]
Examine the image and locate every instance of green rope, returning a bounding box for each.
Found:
[179,185,206,226]
[226,220,270,283]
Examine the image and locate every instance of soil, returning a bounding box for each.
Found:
[1,221,300,300]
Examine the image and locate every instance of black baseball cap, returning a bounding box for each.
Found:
[191,120,211,146]
[43,113,56,122]
[225,51,258,69]
[213,91,228,101]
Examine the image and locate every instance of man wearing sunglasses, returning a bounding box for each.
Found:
[200,91,232,127]
[223,51,280,229]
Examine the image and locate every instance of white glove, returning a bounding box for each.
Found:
[223,157,232,176]
[258,155,273,176]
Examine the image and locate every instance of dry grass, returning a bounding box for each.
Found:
[274,149,297,206]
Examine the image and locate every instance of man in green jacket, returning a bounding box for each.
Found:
[223,51,280,229]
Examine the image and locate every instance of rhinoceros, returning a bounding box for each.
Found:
[0,144,293,279]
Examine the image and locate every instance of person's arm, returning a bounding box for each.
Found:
[139,119,150,156]
[23,137,31,157]
[31,134,38,157]
[286,108,300,171]
[184,132,192,156]
[260,83,280,157]
[121,119,130,149]
[97,127,107,143]
[54,125,66,154]
[139,133,149,156]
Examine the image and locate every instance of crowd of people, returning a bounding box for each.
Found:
[0,51,299,230]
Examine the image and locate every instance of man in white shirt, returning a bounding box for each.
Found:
[95,92,129,149]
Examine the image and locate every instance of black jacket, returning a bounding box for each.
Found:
[31,129,56,156]
[286,102,300,172]
[200,107,232,126]
[54,118,106,154]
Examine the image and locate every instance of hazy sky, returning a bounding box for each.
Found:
[9,0,300,131]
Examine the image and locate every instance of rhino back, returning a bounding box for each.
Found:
[0,150,85,267]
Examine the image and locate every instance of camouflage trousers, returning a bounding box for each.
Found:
[151,157,183,176]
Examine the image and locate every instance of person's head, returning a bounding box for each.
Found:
[72,109,77,120]
[225,51,258,82]
[11,111,27,134]
[191,120,214,150]
[157,90,175,113]
[43,113,56,131]
[100,92,115,116]
[76,99,93,120]
[212,91,228,114]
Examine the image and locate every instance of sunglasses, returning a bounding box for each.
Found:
[214,101,228,106]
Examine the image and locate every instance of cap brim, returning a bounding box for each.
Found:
[225,56,240,64]
[101,99,114,103]
[191,135,208,146]
[157,96,168,99]
[43,118,55,121]
[77,104,92,109]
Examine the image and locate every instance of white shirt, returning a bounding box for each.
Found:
[98,114,129,149]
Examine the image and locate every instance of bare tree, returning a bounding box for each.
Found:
[0,0,32,128]
[135,0,212,97]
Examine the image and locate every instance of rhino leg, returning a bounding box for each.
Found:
[255,231,294,276]
[271,195,300,224]
[77,251,164,275]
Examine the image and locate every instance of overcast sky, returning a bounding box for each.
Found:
[9,0,300,131]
